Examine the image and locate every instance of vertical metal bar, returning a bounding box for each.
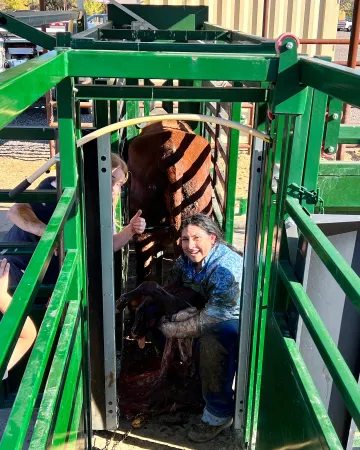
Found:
[97,134,117,429]
[234,140,263,435]
[338,0,360,160]
[224,101,241,244]
[58,76,92,447]
[262,0,270,38]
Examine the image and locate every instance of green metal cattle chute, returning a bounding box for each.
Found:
[0,4,360,449]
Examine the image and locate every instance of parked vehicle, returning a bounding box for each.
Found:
[337,18,352,31]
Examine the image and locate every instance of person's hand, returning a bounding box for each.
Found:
[129,210,146,235]
[0,258,10,294]
[158,311,201,339]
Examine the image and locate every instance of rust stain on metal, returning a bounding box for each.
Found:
[107,371,115,388]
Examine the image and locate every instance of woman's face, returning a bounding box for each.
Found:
[181,224,216,265]
[112,166,127,198]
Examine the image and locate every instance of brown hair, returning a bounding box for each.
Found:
[111,153,128,231]
[111,153,128,182]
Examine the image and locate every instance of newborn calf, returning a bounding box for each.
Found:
[116,281,206,347]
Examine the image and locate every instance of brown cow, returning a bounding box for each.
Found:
[128,119,213,282]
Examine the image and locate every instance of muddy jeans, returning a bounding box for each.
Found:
[198,319,239,426]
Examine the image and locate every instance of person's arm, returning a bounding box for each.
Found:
[113,210,146,252]
[7,203,46,237]
[0,260,37,372]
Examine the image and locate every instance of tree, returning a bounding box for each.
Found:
[339,0,354,17]
[84,0,105,15]
[2,0,29,10]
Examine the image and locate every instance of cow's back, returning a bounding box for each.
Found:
[128,120,212,229]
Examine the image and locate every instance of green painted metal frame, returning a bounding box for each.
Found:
[2,8,360,449]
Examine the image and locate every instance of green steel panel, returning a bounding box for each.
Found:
[256,314,340,450]
[203,22,273,45]
[71,21,112,40]
[247,117,285,446]
[169,13,195,31]
[278,260,360,431]
[324,98,342,154]
[65,372,84,450]
[283,337,342,449]
[0,127,56,141]
[224,101,241,243]
[273,37,306,115]
[288,88,313,189]
[285,196,360,310]
[0,12,56,50]
[51,324,82,448]
[319,162,360,176]
[6,10,79,27]
[300,57,360,108]
[0,190,57,203]
[75,85,267,103]
[107,4,208,30]
[338,125,360,144]
[317,175,360,211]
[0,250,78,450]
[99,29,228,41]
[0,50,67,130]
[0,188,75,381]
[29,300,80,450]
[301,90,328,212]
[67,50,279,81]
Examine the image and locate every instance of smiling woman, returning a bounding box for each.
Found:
[157,213,243,443]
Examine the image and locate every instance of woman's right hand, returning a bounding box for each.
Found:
[129,210,146,235]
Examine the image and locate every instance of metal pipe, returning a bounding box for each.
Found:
[338,0,360,161]
[262,0,269,38]
[300,39,351,44]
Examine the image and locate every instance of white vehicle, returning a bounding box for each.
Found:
[337,19,352,32]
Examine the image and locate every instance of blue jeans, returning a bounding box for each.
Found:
[198,319,239,425]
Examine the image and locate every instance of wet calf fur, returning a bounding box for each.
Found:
[117,281,206,339]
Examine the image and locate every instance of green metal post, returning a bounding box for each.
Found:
[224,100,241,243]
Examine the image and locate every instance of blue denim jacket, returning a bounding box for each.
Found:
[169,243,243,321]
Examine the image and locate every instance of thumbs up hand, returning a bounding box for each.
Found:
[129,210,146,235]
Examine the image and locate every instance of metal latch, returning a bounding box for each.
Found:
[288,183,324,213]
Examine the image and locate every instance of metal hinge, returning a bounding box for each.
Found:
[288,183,324,213]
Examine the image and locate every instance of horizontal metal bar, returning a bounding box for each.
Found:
[203,22,273,44]
[338,124,360,144]
[8,284,54,297]
[214,163,226,190]
[278,260,360,431]
[71,39,277,55]
[29,300,80,449]
[301,39,351,44]
[285,196,360,310]
[0,50,67,130]
[75,84,267,102]
[68,50,278,82]
[0,250,78,450]
[0,189,57,203]
[72,20,112,40]
[276,322,343,448]
[319,162,360,176]
[0,188,76,383]
[300,57,360,108]
[0,12,56,50]
[8,10,79,26]
[100,29,230,42]
[0,126,56,141]
[0,243,37,256]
